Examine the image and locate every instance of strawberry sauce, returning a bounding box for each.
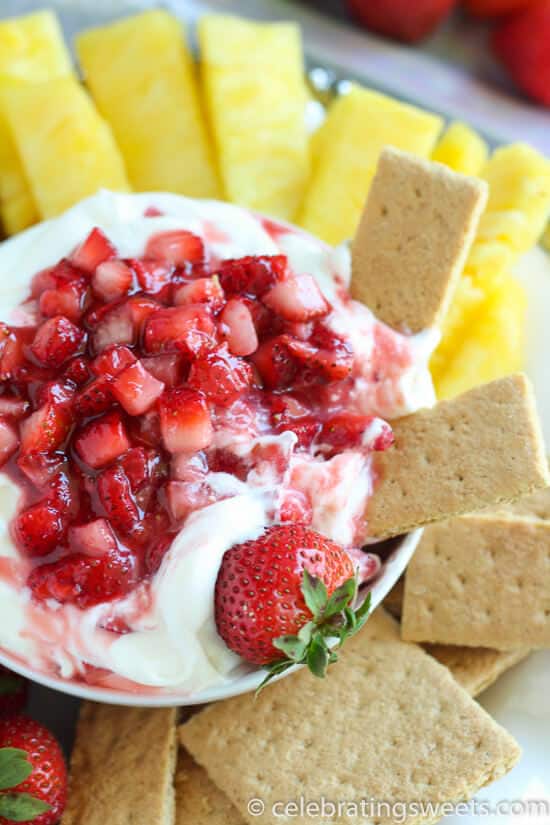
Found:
[0,193,435,689]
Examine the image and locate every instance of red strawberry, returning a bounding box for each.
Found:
[118,446,159,492]
[0,418,18,468]
[90,302,135,354]
[91,344,136,380]
[97,465,141,536]
[166,480,214,521]
[173,276,225,311]
[13,501,67,557]
[70,227,117,274]
[111,360,164,415]
[39,276,88,323]
[0,715,67,825]
[346,0,457,42]
[215,524,370,686]
[143,305,216,358]
[217,255,287,297]
[145,230,204,265]
[158,388,213,453]
[73,377,114,418]
[30,316,84,369]
[140,354,183,388]
[0,397,29,419]
[74,412,130,469]
[69,518,117,557]
[131,258,174,295]
[0,666,27,718]
[219,299,259,356]
[63,357,90,387]
[464,0,537,17]
[492,1,550,107]
[187,345,254,406]
[28,548,137,608]
[92,260,134,302]
[19,403,72,455]
[320,414,394,452]
[262,274,330,323]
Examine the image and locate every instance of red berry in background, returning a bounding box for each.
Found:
[492,0,550,107]
[464,0,538,17]
[0,667,27,718]
[346,0,458,42]
[215,524,372,689]
[0,715,67,825]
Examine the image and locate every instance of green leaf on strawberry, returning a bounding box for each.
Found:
[257,572,372,693]
[0,748,33,791]
[0,792,51,821]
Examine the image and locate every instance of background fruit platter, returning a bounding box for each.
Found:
[0,0,549,822]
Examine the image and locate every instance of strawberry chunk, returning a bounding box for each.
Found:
[252,336,299,390]
[131,258,174,294]
[31,316,85,368]
[143,305,216,357]
[74,377,113,418]
[171,450,208,482]
[118,446,159,492]
[36,377,76,408]
[217,255,287,297]
[20,402,72,454]
[158,388,213,453]
[91,345,136,379]
[31,259,83,297]
[71,227,117,274]
[145,230,205,265]
[111,360,165,415]
[188,345,254,406]
[124,295,161,330]
[69,518,117,557]
[166,480,214,522]
[173,276,225,312]
[0,416,18,466]
[17,452,65,488]
[91,303,134,354]
[141,354,183,388]
[219,299,259,356]
[39,276,89,322]
[64,357,91,386]
[74,412,130,469]
[97,465,141,535]
[14,501,66,557]
[0,396,29,418]
[263,274,330,322]
[144,534,174,575]
[28,548,138,608]
[92,260,134,302]
[0,328,33,381]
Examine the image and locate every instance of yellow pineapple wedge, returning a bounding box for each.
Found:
[1,77,129,220]
[76,10,219,199]
[434,274,526,400]
[199,14,310,221]
[0,10,73,234]
[431,121,488,176]
[298,85,443,245]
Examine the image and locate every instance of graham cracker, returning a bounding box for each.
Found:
[62,703,177,825]
[175,748,244,825]
[351,146,487,334]
[425,645,529,697]
[366,374,549,539]
[180,612,520,825]
[501,484,550,520]
[402,514,550,649]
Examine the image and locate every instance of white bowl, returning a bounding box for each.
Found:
[0,529,422,706]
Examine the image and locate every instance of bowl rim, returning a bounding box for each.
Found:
[0,528,422,706]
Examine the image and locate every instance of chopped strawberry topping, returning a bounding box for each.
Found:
[144,305,216,357]
[31,316,85,368]
[74,377,113,417]
[40,276,89,322]
[91,345,136,379]
[69,518,117,557]
[14,501,67,557]
[173,276,225,311]
[159,388,213,453]
[141,354,183,388]
[188,344,254,406]
[92,260,134,302]
[263,273,330,322]
[97,465,141,535]
[145,230,204,265]
[0,416,18,466]
[71,228,117,274]
[219,299,259,356]
[111,360,165,415]
[74,412,130,469]
[218,255,287,297]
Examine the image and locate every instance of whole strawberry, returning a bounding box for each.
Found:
[492,1,550,107]
[0,716,67,825]
[0,668,27,718]
[215,524,371,689]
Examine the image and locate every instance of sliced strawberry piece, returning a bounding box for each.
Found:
[131,258,174,295]
[252,336,298,390]
[0,328,33,380]
[28,548,138,608]
[128,408,161,448]
[219,299,259,356]
[263,274,330,322]
[274,415,321,449]
[40,276,89,322]
[20,402,72,454]
[69,518,117,557]
[124,294,161,330]
[91,303,134,354]
[307,323,354,381]
[71,227,117,274]
[31,315,85,369]
[143,305,216,357]
[97,465,141,535]
[158,388,213,453]
[91,345,136,379]
[17,452,65,488]
[144,534,174,575]
[74,412,130,469]
[171,450,208,481]
[188,345,254,406]
[64,357,91,386]
[145,230,204,265]
[111,360,165,415]
[173,276,225,312]
[0,395,29,418]
[279,489,313,524]
[217,254,287,297]
[45,468,75,513]
[31,259,83,298]
[118,446,160,492]
[13,501,66,557]
[36,377,76,408]
[141,353,183,388]
[0,416,18,467]
[166,480,214,522]
[74,377,113,418]
[206,448,249,480]
[92,260,134,302]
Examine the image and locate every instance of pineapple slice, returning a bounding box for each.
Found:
[1,77,130,220]
[482,143,550,253]
[431,121,488,176]
[199,14,310,221]
[543,223,550,252]
[298,85,443,245]
[434,274,526,400]
[0,10,73,234]
[76,10,219,199]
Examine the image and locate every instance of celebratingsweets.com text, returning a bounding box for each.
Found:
[246,795,550,822]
